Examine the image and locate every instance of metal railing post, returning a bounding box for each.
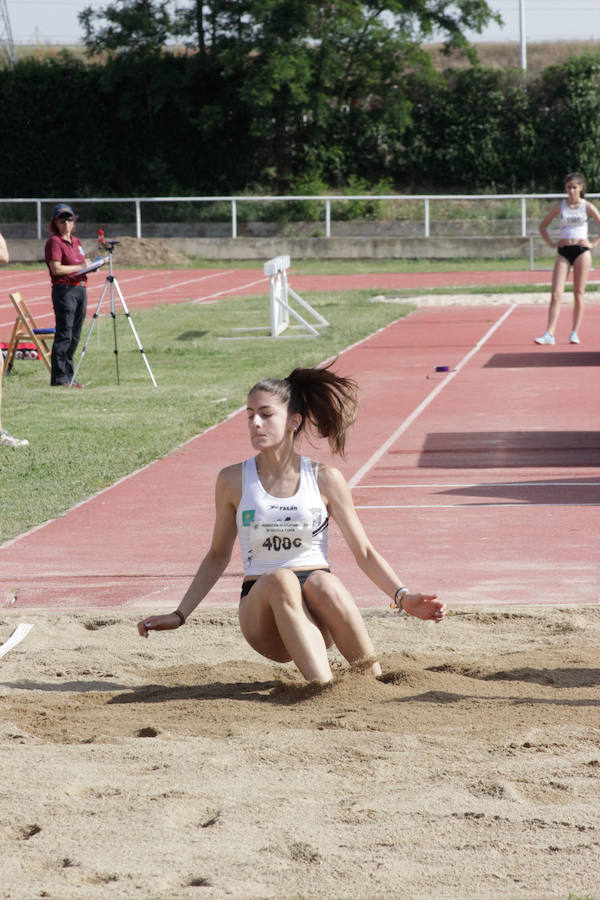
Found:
[135,199,142,239]
[424,197,430,238]
[521,196,527,237]
[36,200,42,240]
[231,199,237,239]
[529,235,534,271]
[325,199,331,238]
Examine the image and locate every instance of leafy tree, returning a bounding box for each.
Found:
[529,53,600,189]
[404,66,534,192]
[78,1,501,187]
[80,0,173,55]
[80,1,501,58]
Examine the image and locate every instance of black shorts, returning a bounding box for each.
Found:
[558,245,589,265]
[240,568,331,599]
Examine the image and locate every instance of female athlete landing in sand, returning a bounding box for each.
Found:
[138,364,445,683]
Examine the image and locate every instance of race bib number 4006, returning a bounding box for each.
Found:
[250,521,312,562]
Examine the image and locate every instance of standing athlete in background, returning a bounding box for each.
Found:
[535,173,600,346]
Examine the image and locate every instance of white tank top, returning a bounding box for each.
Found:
[559,199,588,240]
[236,456,329,577]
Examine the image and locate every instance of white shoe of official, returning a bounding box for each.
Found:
[0,429,29,447]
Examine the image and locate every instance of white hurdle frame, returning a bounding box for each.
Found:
[266,255,291,336]
[223,255,329,340]
[265,255,329,337]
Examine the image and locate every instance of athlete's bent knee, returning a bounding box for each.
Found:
[303,571,349,617]
[260,568,303,609]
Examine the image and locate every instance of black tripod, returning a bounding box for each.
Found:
[71,240,157,387]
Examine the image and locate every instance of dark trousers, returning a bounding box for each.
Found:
[50,283,87,385]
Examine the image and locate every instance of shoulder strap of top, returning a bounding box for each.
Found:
[301,456,319,489]
[242,457,255,492]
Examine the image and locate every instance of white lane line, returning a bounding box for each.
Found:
[85,270,250,305]
[0,271,244,329]
[158,270,237,289]
[192,276,268,303]
[349,304,517,488]
[0,310,55,329]
[353,482,600,488]
[0,279,48,291]
[355,503,600,509]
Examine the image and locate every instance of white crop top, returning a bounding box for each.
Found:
[236,456,329,577]
[559,199,588,240]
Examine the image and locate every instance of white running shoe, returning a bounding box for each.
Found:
[534,332,555,345]
[569,331,580,344]
[0,429,29,447]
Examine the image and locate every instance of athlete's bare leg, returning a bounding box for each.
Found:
[571,249,591,334]
[302,570,381,676]
[546,253,571,335]
[238,568,333,682]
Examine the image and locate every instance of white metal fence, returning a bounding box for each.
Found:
[1,193,599,241]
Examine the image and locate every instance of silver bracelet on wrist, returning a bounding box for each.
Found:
[392,586,409,612]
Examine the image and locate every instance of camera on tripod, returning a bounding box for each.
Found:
[97,229,120,252]
[100,238,120,252]
[71,231,157,387]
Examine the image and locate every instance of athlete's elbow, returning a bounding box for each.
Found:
[353,544,376,571]
[205,547,232,573]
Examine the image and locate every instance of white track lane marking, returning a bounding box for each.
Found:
[355,503,599,509]
[0,270,242,328]
[353,482,600,488]
[348,305,517,488]
[191,276,268,303]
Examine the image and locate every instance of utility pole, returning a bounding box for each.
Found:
[0,0,16,67]
[519,0,527,80]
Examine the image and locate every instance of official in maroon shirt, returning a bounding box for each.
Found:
[44,203,91,387]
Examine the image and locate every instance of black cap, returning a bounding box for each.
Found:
[52,203,76,219]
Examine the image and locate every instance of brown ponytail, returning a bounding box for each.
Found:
[249,361,359,456]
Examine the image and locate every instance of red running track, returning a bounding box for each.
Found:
[1,295,598,612]
[0,264,563,341]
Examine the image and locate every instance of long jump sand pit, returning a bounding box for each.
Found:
[1,604,598,899]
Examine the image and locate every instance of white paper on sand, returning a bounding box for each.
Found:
[0,623,34,659]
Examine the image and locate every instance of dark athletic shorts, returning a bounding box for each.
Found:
[240,568,331,600]
[558,245,589,265]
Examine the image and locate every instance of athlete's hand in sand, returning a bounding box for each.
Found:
[398,593,446,623]
[137,613,182,637]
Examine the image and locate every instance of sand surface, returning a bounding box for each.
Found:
[1,605,598,900]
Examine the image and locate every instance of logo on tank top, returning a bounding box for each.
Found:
[311,508,325,528]
[241,509,255,525]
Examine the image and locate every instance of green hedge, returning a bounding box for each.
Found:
[2,50,600,197]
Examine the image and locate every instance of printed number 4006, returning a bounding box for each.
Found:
[262,535,303,552]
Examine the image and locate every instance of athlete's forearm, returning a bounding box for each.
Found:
[177,551,231,619]
[353,544,407,600]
